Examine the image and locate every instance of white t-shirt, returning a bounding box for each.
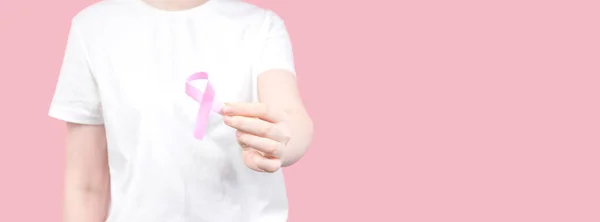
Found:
[48,0,295,221]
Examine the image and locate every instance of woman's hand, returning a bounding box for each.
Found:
[221,102,291,173]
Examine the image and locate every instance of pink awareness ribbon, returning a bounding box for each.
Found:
[185,72,223,140]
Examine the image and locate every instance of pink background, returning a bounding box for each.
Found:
[1,0,599,221]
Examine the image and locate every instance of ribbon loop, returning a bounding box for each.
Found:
[185,72,223,139]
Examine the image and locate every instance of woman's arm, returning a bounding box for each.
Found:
[221,12,312,172]
[63,123,110,222]
[257,70,314,167]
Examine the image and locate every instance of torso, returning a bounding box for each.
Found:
[74,0,288,221]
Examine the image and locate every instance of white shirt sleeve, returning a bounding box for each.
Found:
[251,11,296,77]
[48,19,104,125]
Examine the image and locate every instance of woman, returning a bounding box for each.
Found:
[48,0,314,221]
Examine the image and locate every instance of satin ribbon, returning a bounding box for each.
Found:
[185,72,223,140]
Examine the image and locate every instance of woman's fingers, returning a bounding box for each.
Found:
[242,148,282,173]
[224,116,290,143]
[221,102,286,123]
[236,131,283,158]
[222,103,290,173]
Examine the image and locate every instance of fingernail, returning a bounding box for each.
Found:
[235,131,242,138]
[223,116,231,124]
[221,105,230,114]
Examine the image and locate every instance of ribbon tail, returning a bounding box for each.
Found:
[194,102,212,140]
